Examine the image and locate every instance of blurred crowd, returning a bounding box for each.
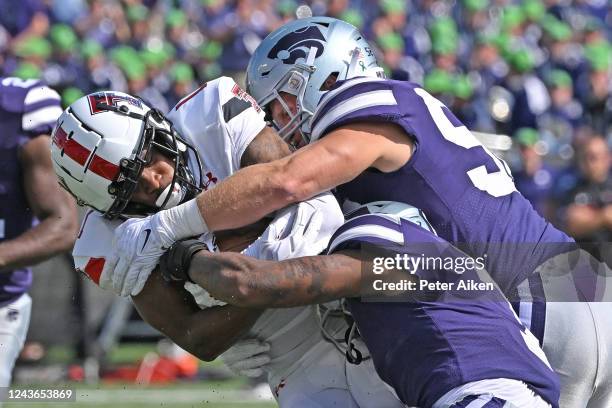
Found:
[0,0,610,246]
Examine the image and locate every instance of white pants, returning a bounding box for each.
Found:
[346,357,405,408]
[521,252,612,408]
[433,378,552,408]
[0,294,31,387]
[542,302,612,408]
[271,340,404,408]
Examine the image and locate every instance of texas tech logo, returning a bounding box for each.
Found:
[268,25,326,65]
[88,92,143,115]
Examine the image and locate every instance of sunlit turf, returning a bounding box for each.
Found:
[11,344,277,407]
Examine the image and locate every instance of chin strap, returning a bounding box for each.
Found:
[155,182,184,209]
[315,300,370,365]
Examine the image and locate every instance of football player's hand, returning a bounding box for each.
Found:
[221,339,271,378]
[245,193,343,261]
[102,212,177,297]
[262,202,324,260]
[242,202,321,260]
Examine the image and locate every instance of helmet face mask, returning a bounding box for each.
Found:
[106,107,202,219]
[261,66,315,145]
[51,92,203,220]
[247,17,384,144]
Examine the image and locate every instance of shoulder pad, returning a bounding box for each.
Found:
[216,77,262,122]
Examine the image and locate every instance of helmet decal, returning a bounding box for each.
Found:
[267,25,326,65]
[87,92,143,115]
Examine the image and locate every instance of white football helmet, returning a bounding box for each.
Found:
[246,16,384,143]
[50,92,202,219]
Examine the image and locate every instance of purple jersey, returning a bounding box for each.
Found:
[311,78,575,298]
[0,77,62,306]
[327,212,560,407]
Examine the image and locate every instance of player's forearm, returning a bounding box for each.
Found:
[132,271,263,361]
[4,133,80,272]
[189,251,362,308]
[138,305,261,362]
[0,215,77,272]
[196,160,303,232]
[194,127,385,233]
[181,306,263,361]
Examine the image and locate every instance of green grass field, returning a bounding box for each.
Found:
[7,344,277,408]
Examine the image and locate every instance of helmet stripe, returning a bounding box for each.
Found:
[89,154,120,181]
[57,129,120,181]
[63,138,91,166]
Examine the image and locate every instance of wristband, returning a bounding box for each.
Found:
[160,239,207,283]
[156,198,209,244]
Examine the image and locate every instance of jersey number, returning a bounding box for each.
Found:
[414,88,516,198]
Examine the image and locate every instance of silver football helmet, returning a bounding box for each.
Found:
[246,17,384,143]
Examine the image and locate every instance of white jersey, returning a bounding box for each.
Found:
[166,76,266,191]
[72,77,402,406]
[184,194,347,384]
[73,198,403,408]
[72,75,345,385]
[167,78,348,380]
[74,193,346,380]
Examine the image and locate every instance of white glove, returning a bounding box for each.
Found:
[221,339,271,378]
[243,192,344,261]
[102,198,208,297]
[260,202,324,260]
[102,212,176,297]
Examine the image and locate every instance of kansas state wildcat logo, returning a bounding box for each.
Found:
[268,25,326,64]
